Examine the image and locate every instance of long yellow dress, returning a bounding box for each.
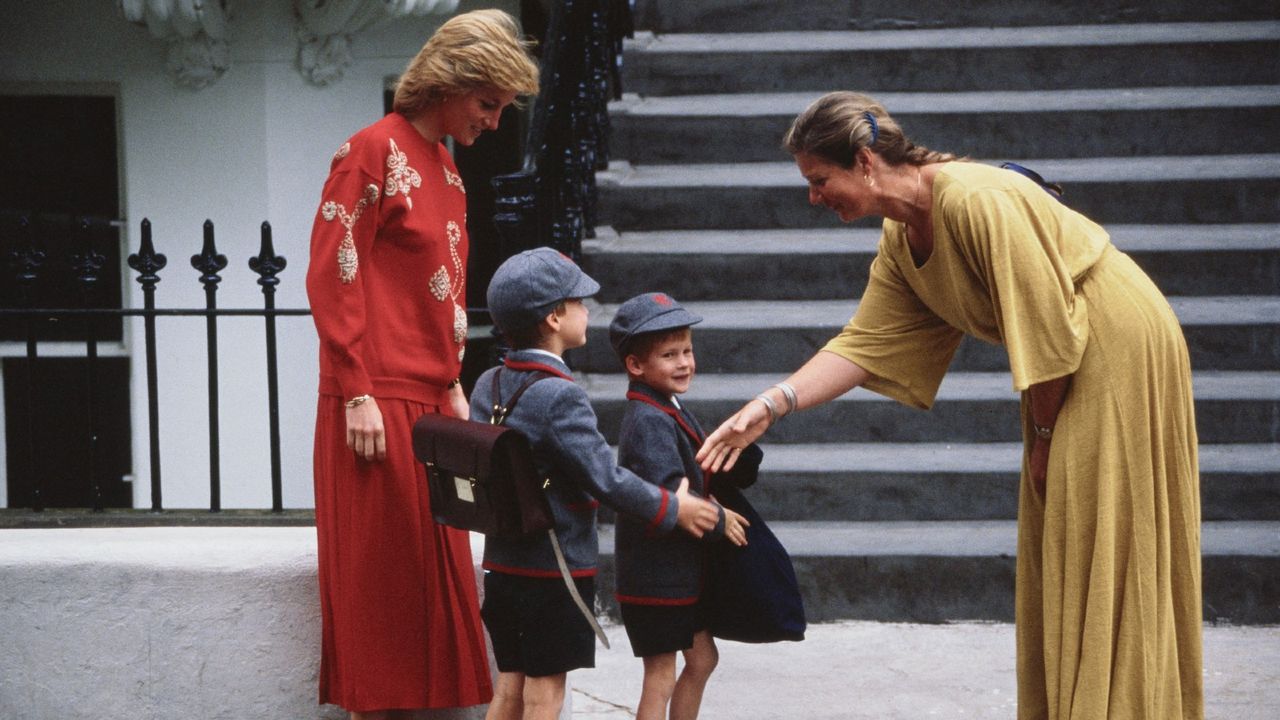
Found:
[823,162,1203,719]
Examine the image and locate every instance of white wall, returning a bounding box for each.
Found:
[0,0,516,509]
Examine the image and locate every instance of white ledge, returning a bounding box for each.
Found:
[0,527,490,719]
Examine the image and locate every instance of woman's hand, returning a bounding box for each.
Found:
[448,382,470,421]
[1026,373,1070,501]
[346,398,386,462]
[1030,435,1050,499]
[696,399,773,474]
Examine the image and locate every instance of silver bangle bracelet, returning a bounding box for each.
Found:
[774,381,798,416]
[754,393,779,424]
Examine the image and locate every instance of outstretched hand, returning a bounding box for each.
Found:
[673,477,720,538]
[695,399,773,474]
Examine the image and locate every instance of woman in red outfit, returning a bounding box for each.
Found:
[305,10,539,719]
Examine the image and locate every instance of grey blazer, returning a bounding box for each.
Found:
[470,350,680,578]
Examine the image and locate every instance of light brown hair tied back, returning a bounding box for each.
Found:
[783,91,961,168]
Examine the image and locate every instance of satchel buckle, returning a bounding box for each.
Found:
[491,404,509,425]
[453,475,476,503]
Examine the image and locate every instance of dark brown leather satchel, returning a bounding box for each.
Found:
[412,371,553,539]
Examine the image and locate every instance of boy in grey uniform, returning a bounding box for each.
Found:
[609,292,750,720]
[475,248,723,720]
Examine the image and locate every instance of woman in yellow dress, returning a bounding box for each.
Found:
[696,91,1203,719]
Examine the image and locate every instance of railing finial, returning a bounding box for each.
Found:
[128,218,169,291]
[8,215,46,286]
[67,218,106,292]
[249,221,287,290]
[191,219,228,288]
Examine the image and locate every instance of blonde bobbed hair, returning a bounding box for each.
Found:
[783,91,961,168]
[393,9,540,118]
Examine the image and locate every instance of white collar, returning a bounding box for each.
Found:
[523,348,563,363]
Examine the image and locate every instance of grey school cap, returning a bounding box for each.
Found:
[609,292,703,359]
[487,247,601,333]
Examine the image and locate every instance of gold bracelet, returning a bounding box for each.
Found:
[345,394,372,408]
[446,378,461,389]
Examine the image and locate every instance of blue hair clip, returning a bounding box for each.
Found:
[864,111,878,146]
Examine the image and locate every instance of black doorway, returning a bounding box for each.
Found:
[0,92,132,509]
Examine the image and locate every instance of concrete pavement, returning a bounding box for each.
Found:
[570,621,1280,719]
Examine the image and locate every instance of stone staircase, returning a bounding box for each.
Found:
[577,0,1280,623]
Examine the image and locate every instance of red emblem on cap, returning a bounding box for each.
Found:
[653,293,672,306]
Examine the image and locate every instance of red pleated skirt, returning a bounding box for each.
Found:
[314,395,492,712]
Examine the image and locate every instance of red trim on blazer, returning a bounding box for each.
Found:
[615,592,699,606]
[483,561,596,579]
[565,500,601,512]
[503,358,574,381]
[647,487,671,531]
[626,389,719,495]
[626,391,704,446]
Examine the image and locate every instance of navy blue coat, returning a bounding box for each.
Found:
[615,381,726,604]
[471,351,680,578]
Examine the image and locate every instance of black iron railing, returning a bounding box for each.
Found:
[1,214,305,514]
[492,0,632,260]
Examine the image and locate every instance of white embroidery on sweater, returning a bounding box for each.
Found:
[321,183,379,284]
[384,138,421,209]
[429,267,451,301]
[444,165,465,193]
[432,219,467,350]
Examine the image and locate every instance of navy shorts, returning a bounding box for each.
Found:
[619,600,708,658]
[481,571,596,677]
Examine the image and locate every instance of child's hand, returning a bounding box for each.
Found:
[721,506,750,547]
[673,477,720,538]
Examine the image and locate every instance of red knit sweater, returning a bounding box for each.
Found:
[305,112,468,405]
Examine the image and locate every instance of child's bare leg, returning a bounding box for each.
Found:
[670,631,718,720]
[522,672,567,720]
[486,671,525,720]
[637,652,678,720]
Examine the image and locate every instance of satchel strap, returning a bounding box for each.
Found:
[489,366,553,426]
[547,529,611,649]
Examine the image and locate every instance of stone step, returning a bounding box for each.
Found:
[582,224,1280,300]
[701,442,1280,522]
[610,86,1280,164]
[623,23,1280,95]
[570,296,1280,373]
[596,155,1280,229]
[631,0,1278,34]
[574,370,1280,445]
[592,520,1280,624]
